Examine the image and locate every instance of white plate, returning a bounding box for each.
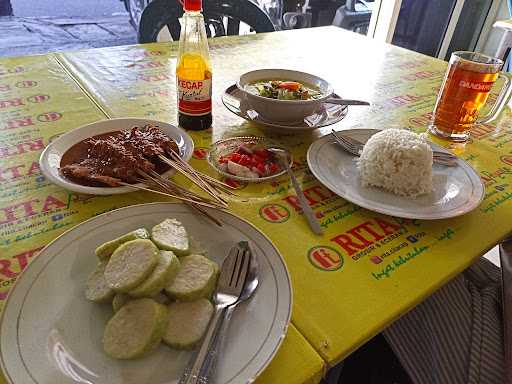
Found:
[222,85,348,131]
[0,203,292,384]
[39,118,194,195]
[307,129,485,220]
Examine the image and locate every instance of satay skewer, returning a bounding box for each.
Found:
[158,154,251,203]
[138,170,197,199]
[118,182,220,209]
[121,182,223,227]
[137,173,208,201]
[163,150,227,198]
[186,202,223,227]
[140,175,248,205]
[135,178,199,200]
[159,155,237,197]
[159,153,236,191]
[151,156,228,205]
[137,172,225,226]
[147,169,227,208]
[138,169,227,209]
[158,154,226,205]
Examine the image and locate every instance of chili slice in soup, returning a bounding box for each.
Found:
[245,80,322,100]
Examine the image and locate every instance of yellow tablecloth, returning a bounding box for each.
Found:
[0,39,324,384]
[1,27,512,382]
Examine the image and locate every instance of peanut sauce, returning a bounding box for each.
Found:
[60,129,173,187]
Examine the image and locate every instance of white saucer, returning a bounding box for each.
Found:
[307,129,485,220]
[222,84,348,131]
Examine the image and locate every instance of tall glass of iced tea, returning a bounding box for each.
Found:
[428,51,512,141]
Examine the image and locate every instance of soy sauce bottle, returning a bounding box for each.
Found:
[176,0,212,130]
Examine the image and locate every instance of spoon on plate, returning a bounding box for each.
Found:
[268,147,323,236]
[197,241,259,380]
[325,98,370,106]
[179,241,251,384]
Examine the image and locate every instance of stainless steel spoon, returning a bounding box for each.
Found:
[197,241,259,381]
[268,147,323,235]
[325,98,370,106]
[179,242,251,384]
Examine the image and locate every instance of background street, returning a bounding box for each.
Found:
[0,0,137,57]
[11,0,126,18]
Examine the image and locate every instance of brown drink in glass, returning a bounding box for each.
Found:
[429,51,511,142]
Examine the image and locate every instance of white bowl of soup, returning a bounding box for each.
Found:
[237,69,333,123]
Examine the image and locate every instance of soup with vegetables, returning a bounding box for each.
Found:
[245,80,322,100]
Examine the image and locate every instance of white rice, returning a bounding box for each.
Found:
[357,128,433,198]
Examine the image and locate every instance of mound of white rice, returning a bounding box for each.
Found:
[357,128,433,198]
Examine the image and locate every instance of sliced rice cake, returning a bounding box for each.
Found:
[129,251,181,298]
[189,236,207,256]
[165,254,219,301]
[112,293,131,313]
[151,218,189,256]
[113,292,170,313]
[85,260,115,303]
[95,228,150,260]
[163,299,213,349]
[103,298,168,359]
[104,239,159,293]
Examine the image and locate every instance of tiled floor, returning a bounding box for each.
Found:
[0,15,137,57]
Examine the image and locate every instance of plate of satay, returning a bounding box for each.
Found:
[39,118,195,195]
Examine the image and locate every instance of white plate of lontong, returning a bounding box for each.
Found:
[0,203,292,384]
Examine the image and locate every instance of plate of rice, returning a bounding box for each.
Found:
[307,128,485,220]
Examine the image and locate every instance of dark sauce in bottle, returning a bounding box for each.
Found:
[178,111,212,131]
[176,0,212,131]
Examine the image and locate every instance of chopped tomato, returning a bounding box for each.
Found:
[238,154,251,166]
[229,152,241,163]
[278,81,301,92]
[252,155,264,164]
[256,163,266,175]
[269,163,280,174]
[253,149,269,160]
[221,144,284,178]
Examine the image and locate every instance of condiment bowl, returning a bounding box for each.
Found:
[236,69,333,123]
[39,118,194,195]
[207,136,292,183]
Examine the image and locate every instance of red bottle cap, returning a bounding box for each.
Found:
[183,0,202,11]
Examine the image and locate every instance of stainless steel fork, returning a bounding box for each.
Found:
[331,129,458,167]
[197,242,259,381]
[179,242,251,384]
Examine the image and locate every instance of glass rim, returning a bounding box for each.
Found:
[452,51,503,67]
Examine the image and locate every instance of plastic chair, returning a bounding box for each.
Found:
[282,11,312,29]
[493,19,512,71]
[332,0,373,35]
[138,0,276,43]
[253,0,284,29]
[303,0,345,27]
